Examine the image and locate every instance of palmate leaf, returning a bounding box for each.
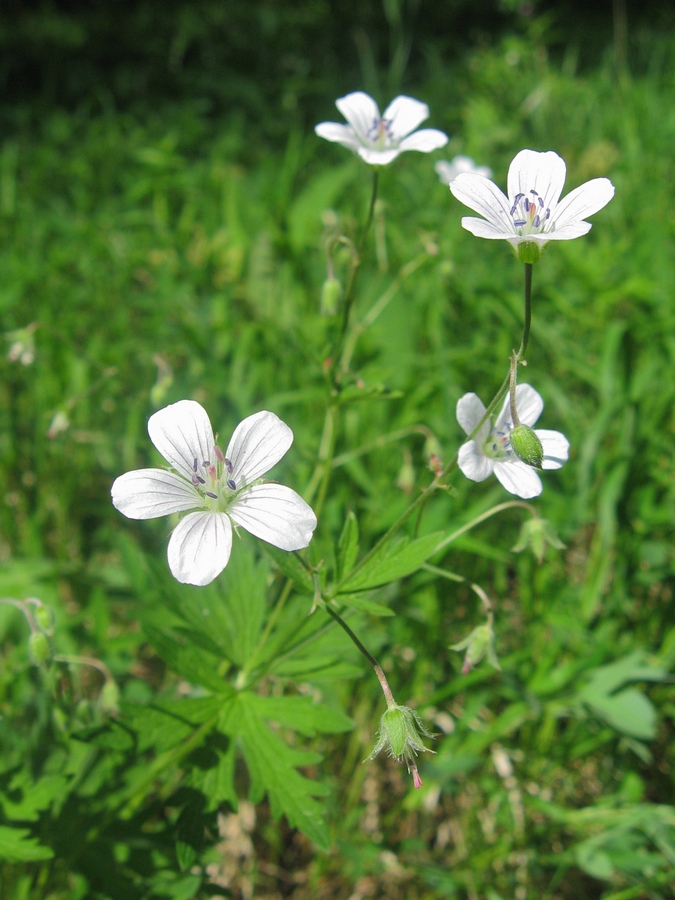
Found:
[219,692,341,849]
[0,825,53,862]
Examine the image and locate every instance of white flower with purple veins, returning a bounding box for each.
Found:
[315,91,448,166]
[435,155,492,185]
[456,384,569,499]
[111,401,317,586]
[449,149,614,256]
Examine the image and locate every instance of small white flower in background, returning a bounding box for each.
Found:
[111,400,317,586]
[449,148,614,259]
[435,155,492,185]
[315,91,448,166]
[456,384,569,499]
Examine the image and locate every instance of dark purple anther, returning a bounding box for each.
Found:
[224,458,234,474]
[533,215,541,227]
[206,491,218,499]
[193,458,198,472]
[227,479,237,491]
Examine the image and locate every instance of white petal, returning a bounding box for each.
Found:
[450,174,515,236]
[494,460,543,498]
[148,400,215,482]
[507,149,567,210]
[458,442,494,482]
[314,122,361,152]
[460,216,513,240]
[398,128,449,153]
[357,147,402,166]
[537,429,570,470]
[549,177,615,231]
[229,484,317,551]
[513,384,544,427]
[456,392,487,435]
[335,92,380,141]
[226,410,293,487]
[544,221,592,241]
[492,385,543,433]
[167,511,233,586]
[382,95,429,138]
[111,468,200,519]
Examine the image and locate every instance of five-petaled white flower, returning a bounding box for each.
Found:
[456,384,569,499]
[435,155,492,185]
[111,401,317,586]
[449,149,614,257]
[315,91,448,166]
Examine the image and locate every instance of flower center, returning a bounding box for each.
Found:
[190,443,239,510]
[483,419,515,461]
[366,116,395,149]
[509,189,552,236]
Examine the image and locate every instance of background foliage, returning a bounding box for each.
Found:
[0,1,674,898]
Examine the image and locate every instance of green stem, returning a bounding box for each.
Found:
[323,604,396,708]
[519,263,533,358]
[339,169,379,339]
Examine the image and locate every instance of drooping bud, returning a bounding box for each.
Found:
[368,704,436,789]
[320,277,343,316]
[33,602,55,636]
[512,517,565,563]
[509,424,544,470]
[29,631,52,668]
[98,680,121,716]
[450,623,500,675]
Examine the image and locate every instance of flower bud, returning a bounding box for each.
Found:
[29,631,52,668]
[450,623,500,675]
[510,424,544,470]
[320,277,343,316]
[368,704,436,789]
[98,680,121,716]
[512,517,565,563]
[33,602,55,636]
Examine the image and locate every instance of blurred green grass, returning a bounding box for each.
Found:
[0,19,674,900]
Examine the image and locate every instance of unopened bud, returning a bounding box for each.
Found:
[368,704,436,790]
[450,623,500,675]
[320,277,342,316]
[512,517,565,563]
[510,424,544,470]
[33,603,55,636]
[99,680,121,716]
[29,631,52,668]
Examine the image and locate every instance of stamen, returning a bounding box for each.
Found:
[193,458,198,472]
[227,479,237,491]
[224,458,234,474]
[205,491,218,499]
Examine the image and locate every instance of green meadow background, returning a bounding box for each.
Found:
[0,1,673,897]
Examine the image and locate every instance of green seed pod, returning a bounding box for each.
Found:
[510,424,544,470]
[320,277,343,316]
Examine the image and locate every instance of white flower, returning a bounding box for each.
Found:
[456,384,569,499]
[315,91,448,166]
[435,155,492,185]
[111,400,317,586]
[449,148,614,251]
